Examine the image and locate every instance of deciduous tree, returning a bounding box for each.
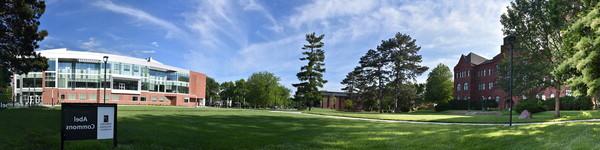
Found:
[499,0,596,117]
[425,64,453,104]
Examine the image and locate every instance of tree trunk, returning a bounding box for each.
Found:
[592,96,597,110]
[554,85,561,118]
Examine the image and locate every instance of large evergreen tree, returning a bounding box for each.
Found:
[424,64,453,104]
[358,49,389,113]
[380,33,428,112]
[293,32,327,111]
[1,0,49,91]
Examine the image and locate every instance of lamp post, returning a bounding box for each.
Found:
[508,35,515,127]
[103,56,108,104]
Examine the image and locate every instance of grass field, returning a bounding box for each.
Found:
[1,106,600,149]
[305,108,600,123]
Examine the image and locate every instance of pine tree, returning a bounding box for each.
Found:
[293,32,327,111]
[1,0,49,85]
[359,49,389,113]
[380,33,428,112]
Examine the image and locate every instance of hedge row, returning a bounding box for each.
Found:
[515,96,593,114]
[434,99,498,112]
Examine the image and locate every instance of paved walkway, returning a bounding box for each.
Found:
[269,111,600,126]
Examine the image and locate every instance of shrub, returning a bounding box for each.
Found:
[543,96,593,110]
[515,99,546,113]
[344,100,354,111]
[434,99,499,112]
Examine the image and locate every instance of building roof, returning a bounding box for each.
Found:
[320,91,349,97]
[37,48,189,72]
[463,52,488,65]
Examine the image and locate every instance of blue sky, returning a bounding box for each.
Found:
[39,0,510,92]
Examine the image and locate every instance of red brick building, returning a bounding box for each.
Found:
[453,37,569,109]
[320,91,350,110]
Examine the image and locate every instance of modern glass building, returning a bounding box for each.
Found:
[12,48,206,106]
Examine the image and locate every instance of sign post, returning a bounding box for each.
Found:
[61,103,117,149]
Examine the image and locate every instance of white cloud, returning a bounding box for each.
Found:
[288,0,378,29]
[93,0,184,38]
[80,37,100,50]
[151,41,159,47]
[92,0,510,93]
[284,0,510,90]
[241,0,283,33]
[184,0,247,49]
[139,50,156,54]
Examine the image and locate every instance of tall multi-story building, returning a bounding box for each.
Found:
[12,48,206,106]
[453,37,568,109]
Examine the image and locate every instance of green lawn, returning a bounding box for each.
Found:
[305,108,600,123]
[2,106,600,149]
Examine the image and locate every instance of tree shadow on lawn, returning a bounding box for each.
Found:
[3,108,600,150]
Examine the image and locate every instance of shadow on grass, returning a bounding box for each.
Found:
[2,108,600,149]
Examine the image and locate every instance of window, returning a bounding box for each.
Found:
[47,59,56,71]
[467,71,470,77]
[542,95,546,100]
[457,84,461,91]
[151,96,157,102]
[123,64,131,71]
[550,94,555,98]
[495,96,500,102]
[61,94,65,100]
[488,69,492,75]
[184,98,189,103]
[88,94,97,100]
[112,79,139,91]
[488,82,493,90]
[566,90,572,96]
[463,83,468,91]
[132,96,138,101]
[488,96,492,100]
[482,83,486,90]
[140,96,147,101]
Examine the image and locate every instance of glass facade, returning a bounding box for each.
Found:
[15,58,190,94]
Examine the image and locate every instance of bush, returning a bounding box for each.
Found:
[543,96,593,110]
[344,100,354,111]
[515,99,546,114]
[434,99,499,112]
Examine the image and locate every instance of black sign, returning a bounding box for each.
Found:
[61,103,117,149]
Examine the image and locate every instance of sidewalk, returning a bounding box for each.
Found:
[270,111,600,126]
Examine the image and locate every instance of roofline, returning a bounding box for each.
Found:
[37,48,197,73]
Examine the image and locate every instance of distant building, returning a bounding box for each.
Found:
[453,37,568,109]
[12,48,206,106]
[320,91,350,110]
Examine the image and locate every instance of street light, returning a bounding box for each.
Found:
[507,35,515,126]
[103,56,108,104]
